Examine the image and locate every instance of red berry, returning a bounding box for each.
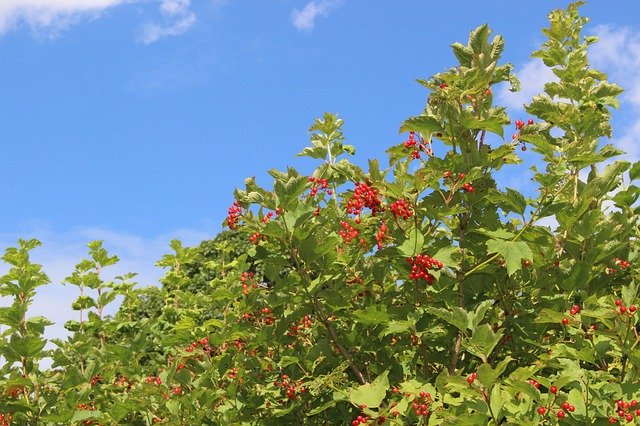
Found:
[625,414,633,422]
[562,317,569,325]
[550,386,558,394]
[467,376,475,384]
[615,299,623,306]
[630,306,637,313]
[557,410,565,419]
[538,407,546,415]
[568,405,575,412]
[620,306,627,314]
[528,119,534,125]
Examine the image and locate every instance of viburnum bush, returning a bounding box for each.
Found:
[1,2,639,424]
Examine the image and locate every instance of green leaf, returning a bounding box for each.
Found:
[397,227,424,257]
[399,115,444,135]
[485,239,533,276]
[426,307,468,332]
[348,371,389,408]
[630,161,640,181]
[464,324,503,362]
[353,305,390,327]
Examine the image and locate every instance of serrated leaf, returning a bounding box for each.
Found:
[348,371,389,408]
[486,239,533,276]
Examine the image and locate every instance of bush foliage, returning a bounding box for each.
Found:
[1,2,639,425]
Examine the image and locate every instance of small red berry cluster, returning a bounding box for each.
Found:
[184,336,213,353]
[614,299,637,316]
[113,375,133,389]
[227,367,239,380]
[308,176,332,197]
[76,404,98,425]
[528,378,541,389]
[562,304,581,326]
[536,384,576,419]
[407,254,443,284]
[90,374,102,387]
[339,220,360,243]
[512,118,535,150]
[226,201,242,229]
[351,414,369,426]
[608,399,640,423]
[261,211,274,223]
[467,372,478,384]
[0,413,12,426]
[444,171,474,193]
[389,199,413,220]
[346,182,383,216]
[614,258,631,269]
[248,232,265,244]
[145,376,162,385]
[402,131,430,159]
[240,271,256,295]
[273,374,306,402]
[410,391,432,418]
[375,221,388,250]
[286,314,313,336]
[241,307,275,326]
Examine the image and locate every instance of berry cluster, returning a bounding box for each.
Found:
[402,131,423,159]
[145,376,162,385]
[614,258,631,269]
[261,211,274,223]
[90,374,102,387]
[407,254,443,284]
[248,232,265,244]
[389,199,413,220]
[614,299,637,315]
[308,177,332,197]
[273,374,306,401]
[535,384,578,419]
[226,201,242,229]
[346,182,383,216]
[561,303,581,326]
[467,372,478,384]
[375,221,388,250]
[76,404,98,425]
[114,375,133,389]
[286,314,313,336]
[411,391,432,417]
[444,171,475,193]
[184,336,214,353]
[0,414,12,426]
[512,118,535,150]
[241,307,275,326]
[241,271,256,295]
[608,399,640,423]
[339,220,360,243]
[528,379,541,389]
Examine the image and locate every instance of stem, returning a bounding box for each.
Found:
[314,296,367,384]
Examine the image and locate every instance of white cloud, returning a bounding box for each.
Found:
[291,0,341,31]
[0,0,198,43]
[0,226,210,343]
[497,58,558,112]
[0,0,129,35]
[139,0,196,45]
[590,25,640,162]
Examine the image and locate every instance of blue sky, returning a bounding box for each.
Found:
[1,1,640,337]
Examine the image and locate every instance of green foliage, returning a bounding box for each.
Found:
[0,3,639,425]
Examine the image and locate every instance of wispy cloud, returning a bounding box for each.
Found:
[0,0,129,36]
[0,0,199,43]
[590,24,640,162]
[291,0,341,31]
[497,58,557,112]
[0,226,211,341]
[138,0,196,45]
